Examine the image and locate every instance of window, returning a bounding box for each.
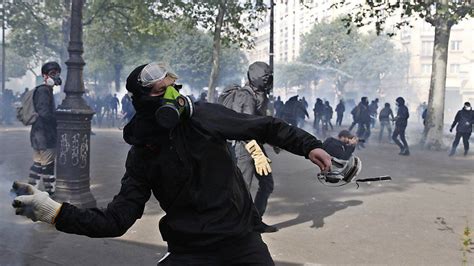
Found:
[451,40,461,51]
[450,64,460,73]
[422,64,432,75]
[421,41,433,56]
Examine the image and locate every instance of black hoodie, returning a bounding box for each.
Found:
[55,93,322,252]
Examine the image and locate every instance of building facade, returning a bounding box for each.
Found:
[247,1,473,120]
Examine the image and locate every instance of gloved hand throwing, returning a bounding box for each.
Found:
[245,140,272,176]
[11,181,62,224]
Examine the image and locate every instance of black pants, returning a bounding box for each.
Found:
[451,132,471,152]
[392,126,408,151]
[336,113,343,126]
[356,122,371,139]
[159,232,274,265]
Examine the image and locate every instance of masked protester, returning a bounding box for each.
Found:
[392,97,410,156]
[12,62,331,265]
[226,62,279,233]
[449,102,473,156]
[27,62,61,195]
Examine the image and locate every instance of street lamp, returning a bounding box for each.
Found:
[54,0,96,208]
[268,0,275,115]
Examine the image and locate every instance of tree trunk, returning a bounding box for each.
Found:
[207,1,226,103]
[421,18,451,150]
[114,64,122,92]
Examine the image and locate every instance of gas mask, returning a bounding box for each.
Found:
[317,156,362,186]
[154,85,194,129]
[317,156,391,187]
[45,73,62,86]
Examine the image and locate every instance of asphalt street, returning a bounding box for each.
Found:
[0,125,472,265]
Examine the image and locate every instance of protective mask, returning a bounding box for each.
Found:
[317,156,362,186]
[45,74,62,86]
[154,85,193,129]
[464,106,472,111]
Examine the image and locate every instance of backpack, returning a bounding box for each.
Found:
[351,105,360,118]
[217,84,241,110]
[16,88,38,126]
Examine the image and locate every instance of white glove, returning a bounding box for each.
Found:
[245,140,272,176]
[11,181,62,224]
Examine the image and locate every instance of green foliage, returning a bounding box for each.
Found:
[4,0,250,93]
[154,26,247,90]
[300,18,362,68]
[299,18,407,93]
[462,223,472,265]
[6,0,67,66]
[274,62,322,88]
[1,45,36,80]
[331,0,473,36]
[153,0,268,49]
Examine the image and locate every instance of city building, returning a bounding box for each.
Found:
[247,1,473,121]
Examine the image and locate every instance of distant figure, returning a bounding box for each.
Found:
[313,98,324,133]
[110,93,120,119]
[335,99,345,126]
[199,92,208,102]
[281,95,300,126]
[301,96,308,110]
[121,93,135,123]
[417,102,428,123]
[355,97,371,144]
[1,89,15,125]
[369,98,379,128]
[274,96,284,118]
[392,97,410,156]
[322,101,334,131]
[297,98,309,128]
[449,102,473,156]
[378,103,394,142]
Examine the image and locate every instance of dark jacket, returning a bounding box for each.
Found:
[323,104,333,121]
[322,137,355,160]
[451,109,474,133]
[313,100,324,117]
[55,102,322,252]
[354,102,370,124]
[335,102,345,114]
[30,85,57,150]
[395,104,409,128]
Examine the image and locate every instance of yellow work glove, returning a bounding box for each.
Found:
[245,140,272,176]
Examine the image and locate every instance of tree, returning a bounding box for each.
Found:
[332,0,473,150]
[155,0,267,102]
[6,0,160,88]
[83,0,163,92]
[299,18,407,96]
[154,26,248,93]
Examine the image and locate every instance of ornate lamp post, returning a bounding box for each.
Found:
[54,0,96,208]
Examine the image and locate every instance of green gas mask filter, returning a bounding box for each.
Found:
[155,85,194,129]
